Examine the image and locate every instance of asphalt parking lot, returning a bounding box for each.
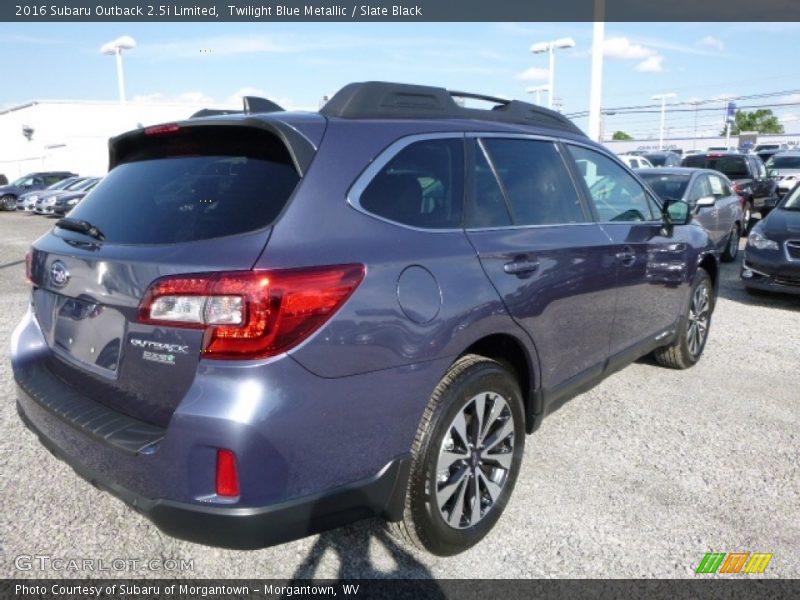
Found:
[0,211,797,579]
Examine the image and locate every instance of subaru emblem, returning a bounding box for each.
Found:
[50,261,70,287]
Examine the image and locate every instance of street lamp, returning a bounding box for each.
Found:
[652,92,677,150]
[526,85,550,105]
[100,35,136,105]
[530,37,575,110]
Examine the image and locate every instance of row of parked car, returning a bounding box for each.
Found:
[619,149,800,296]
[0,172,100,216]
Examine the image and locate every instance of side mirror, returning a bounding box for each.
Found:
[695,195,716,208]
[663,199,692,226]
[767,168,778,178]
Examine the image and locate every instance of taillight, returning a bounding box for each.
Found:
[216,449,240,497]
[25,250,33,284]
[138,264,365,359]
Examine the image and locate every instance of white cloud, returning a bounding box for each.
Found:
[697,35,724,51]
[603,37,655,60]
[515,66,549,81]
[635,56,664,72]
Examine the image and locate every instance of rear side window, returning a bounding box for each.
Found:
[478,138,587,226]
[359,138,464,229]
[66,127,300,244]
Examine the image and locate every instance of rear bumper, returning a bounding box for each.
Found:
[18,400,409,549]
[11,305,442,548]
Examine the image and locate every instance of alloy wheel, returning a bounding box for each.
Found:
[686,284,711,358]
[435,391,515,529]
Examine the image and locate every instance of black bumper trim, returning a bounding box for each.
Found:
[15,362,165,455]
[17,401,411,550]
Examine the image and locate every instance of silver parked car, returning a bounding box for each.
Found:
[638,167,744,262]
[764,151,800,197]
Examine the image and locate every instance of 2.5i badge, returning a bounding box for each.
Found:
[130,338,190,366]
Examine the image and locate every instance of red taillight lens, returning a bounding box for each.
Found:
[25,250,33,284]
[137,264,365,359]
[216,449,240,497]
[144,123,181,136]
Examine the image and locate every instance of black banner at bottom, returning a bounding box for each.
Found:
[2,579,799,600]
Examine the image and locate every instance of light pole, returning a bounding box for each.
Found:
[652,92,677,150]
[526,85,550,105]
[100,35,136,105]
[530,37,575,110]
[588,0,606,142]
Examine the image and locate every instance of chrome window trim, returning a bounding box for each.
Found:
[346,132,466,234]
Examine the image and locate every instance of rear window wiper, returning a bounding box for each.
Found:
[55,218,105,241]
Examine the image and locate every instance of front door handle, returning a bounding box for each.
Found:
[504,257,540,277]
[616,245,636,267]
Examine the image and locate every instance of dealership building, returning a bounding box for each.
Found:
[0,99,226,180]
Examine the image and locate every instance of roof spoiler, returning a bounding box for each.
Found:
[189,95,285,119]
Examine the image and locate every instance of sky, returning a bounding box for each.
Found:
[3,21,800,140]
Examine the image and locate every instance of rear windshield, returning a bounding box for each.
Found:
[65,127,299,244]
[682,155,749,179]
[766,155,800,169]
[638,173,689,202]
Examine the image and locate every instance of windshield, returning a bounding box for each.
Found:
[10,176,33,187]
[783,186,800,210]
[46,177,78,190]
[766,155,800,169]
[639,173,690,202]
[70,178,98,191]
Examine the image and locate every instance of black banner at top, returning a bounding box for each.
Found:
[3,0,800,22]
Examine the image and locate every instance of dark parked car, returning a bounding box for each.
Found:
[741,184,800,295]
[638,168,744,261]
[17,177,84,212]
[0,171,77,211]
[681,152,779,226]
[51,178,101,217]
[34,177,100,216]
[643,151,682,167]
[11,82,719,556]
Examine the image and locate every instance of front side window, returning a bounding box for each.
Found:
[476,138,587,227]
[687,175,712,203]
[359,138,464,229]
[569,145,658,222]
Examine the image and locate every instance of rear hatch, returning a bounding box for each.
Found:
[28,119,314,427]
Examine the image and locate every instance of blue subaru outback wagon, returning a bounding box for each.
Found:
[12,82,718,556]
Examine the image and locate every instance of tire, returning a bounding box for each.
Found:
[389,354,525,556]
[654,269,713,370]
[1,195,15,211]
[720,224,739,263]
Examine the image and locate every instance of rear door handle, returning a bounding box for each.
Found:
[616,245,636,267]
[504,257,540,277]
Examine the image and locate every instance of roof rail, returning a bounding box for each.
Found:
[189,96,285,119]
[320,81,584,135]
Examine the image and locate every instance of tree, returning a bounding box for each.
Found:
[721,109,785,136]
[612,130,633,140]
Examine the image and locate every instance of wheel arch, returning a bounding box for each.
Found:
[457,333,541,434]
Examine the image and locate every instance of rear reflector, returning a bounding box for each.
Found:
[216,449,240,497]
[138,264,365,359]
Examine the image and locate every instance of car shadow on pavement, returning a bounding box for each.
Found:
[290,518,442,581]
